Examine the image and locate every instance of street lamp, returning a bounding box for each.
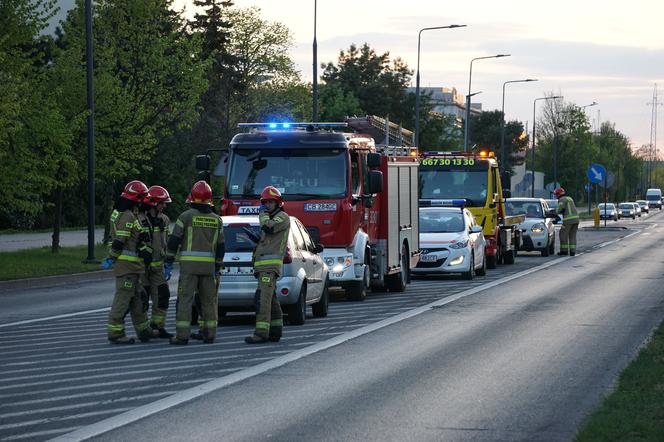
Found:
[464,54,511,152]
[312,0,318,122]
[414,24,466,148]
[84,0,97,263]
[531,95,563,197]
[500,78,537,172]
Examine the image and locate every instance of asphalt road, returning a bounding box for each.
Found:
[0,229,105,252]
[0,212,661,441]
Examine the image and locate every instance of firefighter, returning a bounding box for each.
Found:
[141,185,174,338]
[165,181,224,345]
[554,187,579,256]
[102,180,154,344]
[245,186,291,344]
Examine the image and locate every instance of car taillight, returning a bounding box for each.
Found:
[283,246,292,264]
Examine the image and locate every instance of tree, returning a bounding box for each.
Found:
[318,83,362,121]
[468,110,528,173]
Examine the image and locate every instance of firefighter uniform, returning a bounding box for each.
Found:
[106,181,152,344]
[556,189,579,256]
[246,186,291,344]
[142,211,171,334]
[166,181,224,345]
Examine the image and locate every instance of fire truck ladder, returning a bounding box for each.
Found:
[345,115,413,148]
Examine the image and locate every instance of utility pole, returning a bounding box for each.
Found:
[312,0,318,122]
[83,0,97,263]
[647,84,661,187]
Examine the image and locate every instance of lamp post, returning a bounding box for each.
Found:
[531,95,562,197]
[312,0,318,122]
[84,0,96,263]
[464,54,510,152]
[500,78,537,172]
[414,24,466,148]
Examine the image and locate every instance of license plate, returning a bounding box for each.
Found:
[421,255,439,262]
[225,267,253,275]
[332,272,343,278]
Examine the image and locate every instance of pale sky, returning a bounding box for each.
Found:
[57,0,664,148]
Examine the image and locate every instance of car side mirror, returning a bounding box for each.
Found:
[470,225,483,234]
[368,170,383,194]
[315,243,324,254]
[367,152,381,168]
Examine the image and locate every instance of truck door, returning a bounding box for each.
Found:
[350,151,364,235]
[359,152,379,240]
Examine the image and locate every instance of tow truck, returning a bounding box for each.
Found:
[196,121,420,301]
[418,150,523,268]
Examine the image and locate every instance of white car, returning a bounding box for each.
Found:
[619,202,636,219]
[218,215,329,325]
[414,206,486,279]
[506,198,556,256]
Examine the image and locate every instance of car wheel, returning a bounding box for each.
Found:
[286,284,306,325]
[461,253,475,280]
[548,235,555,255]
[503,247,516,264]
[312,278,329,317]
[385,243,408,292]
[541,241,550,257]
[486,253,497,269]
[346,263,369,302]
[476,252,487,276]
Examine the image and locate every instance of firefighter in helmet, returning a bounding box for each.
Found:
[554,187,579,256]
[102,180,154,344]
[141,185,174,338]
[245,186,291,344]
[165,181,224,345]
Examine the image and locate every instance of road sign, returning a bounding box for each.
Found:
[597,171,616,188]
[587,164,606,184]
[585,183,592,192]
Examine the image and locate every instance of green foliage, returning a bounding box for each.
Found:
[469,110,528,173]
[318,83,362,121]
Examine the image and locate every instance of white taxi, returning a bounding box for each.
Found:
[413,205,486,279]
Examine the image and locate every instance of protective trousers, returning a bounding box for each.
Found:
[559,223,579,254]
[108,274,150,340]
[142,266,170,327]
[175,273,218,341]
[254,271,283,339]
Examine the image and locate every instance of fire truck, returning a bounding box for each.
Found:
[196,122,420,301]
[418,151,523,268]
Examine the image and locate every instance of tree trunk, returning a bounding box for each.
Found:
[51,186,64,254]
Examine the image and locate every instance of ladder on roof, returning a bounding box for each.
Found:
[344,115,414,147]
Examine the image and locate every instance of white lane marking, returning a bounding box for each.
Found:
[0,407,133,431]
[53,255,573,442]
[0,377,165,400]
[0,308,110,329]
[1,426,81,441]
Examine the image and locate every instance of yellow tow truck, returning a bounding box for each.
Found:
[418,151,524,268]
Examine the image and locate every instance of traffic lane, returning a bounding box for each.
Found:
[95,221,664,442]
[0,229,104,252]
[578,205,663,228]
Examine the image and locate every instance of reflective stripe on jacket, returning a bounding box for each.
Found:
[557,196,579,224]
[109,209,145,276]
[253,209,290,276]
[167,208,224,275]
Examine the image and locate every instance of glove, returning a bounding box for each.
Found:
[101,257,115,269]
[163,262,173,281]
[138,244,153,265]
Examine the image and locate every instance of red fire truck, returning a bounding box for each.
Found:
[196,122,420,301]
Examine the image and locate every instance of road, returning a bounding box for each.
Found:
[0,229,105,253]
[0,212,661,441]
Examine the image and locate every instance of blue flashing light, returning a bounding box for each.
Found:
[282,123,291,129]
[268,123,278,129]
[422,199,467,208]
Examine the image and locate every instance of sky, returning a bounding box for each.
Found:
[57,0,664,148]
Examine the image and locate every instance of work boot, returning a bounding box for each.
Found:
[244,334,268,344]
[138,329,153,343]
[268,327,282,342]
[190,330,204,340]
[151,324,173,339]
[570,252,576,257]
[169,337,188,345]
[109,336,135,345]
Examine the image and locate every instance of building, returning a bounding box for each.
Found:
[407,86,482,127]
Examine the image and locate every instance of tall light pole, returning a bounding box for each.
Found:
[464,54,510,151]
[531,95,562,197]
[84,0,96,262]
[500,78,537,172]
[414,24,466,148]
[312,0,318,122]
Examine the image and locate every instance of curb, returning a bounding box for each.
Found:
[0,270,113,292]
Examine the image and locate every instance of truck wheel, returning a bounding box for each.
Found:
[462,254,475,280]
[476,253,487,276]
[503,248,516,264]
[312,278,329,317]
[286,284,306,325]
[486,254,497,269]
[386,244,408,292]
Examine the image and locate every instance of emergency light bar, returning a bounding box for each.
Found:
[421,150,494,158]
[237,122,348,130]
[419,199,468,208]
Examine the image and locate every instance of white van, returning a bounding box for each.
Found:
[645,188,662,210]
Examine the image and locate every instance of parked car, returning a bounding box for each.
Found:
[632,202,642,217]
[637,200,650,214]
[598,203,619,221]
[619,202,636,219]
[545,199,563,224]
[414,206,486,279]
[218,215,329,325]
[506,198,556,256]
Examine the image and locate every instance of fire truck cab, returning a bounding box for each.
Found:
[198,123,420,301]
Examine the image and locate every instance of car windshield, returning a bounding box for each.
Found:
[419,170,488,205]
[598,204,615,210]
[637,201,647,206]
[226,148,347,199]
[619,203,632,209]
[506,201,544,218]
[646,194,660,201]
[224,224,262,252]
[419,210,465,233]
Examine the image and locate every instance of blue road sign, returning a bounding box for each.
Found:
[587,163,606,184]
[585,183,592,192]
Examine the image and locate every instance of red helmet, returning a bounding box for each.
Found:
[121,180,148,202]
[553,187,566,198]
[186,180,213,205]
[144,185,172,206]
[260,186,283,207]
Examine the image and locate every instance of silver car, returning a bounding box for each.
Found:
[619,202,636,219]
[219,215,329,325]
[506,198,556,256]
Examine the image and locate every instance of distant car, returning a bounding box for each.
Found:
[598,203,619,221]
[506,198,556,256]
[637,200,650,214]
[414,206,486,279]
[218,215,329,325]
[619,202,636,219]
[545,199,563,224]
[632,202,642,217]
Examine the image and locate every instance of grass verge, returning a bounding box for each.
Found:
[575,319,664,441]
[0,244,108,281]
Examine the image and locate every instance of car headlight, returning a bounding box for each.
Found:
[449,240,469,249]
[531,223,546,233]
[449,255,465,265]
[328,254,353,273]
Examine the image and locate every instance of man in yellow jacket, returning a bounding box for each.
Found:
[554,187,579,256]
